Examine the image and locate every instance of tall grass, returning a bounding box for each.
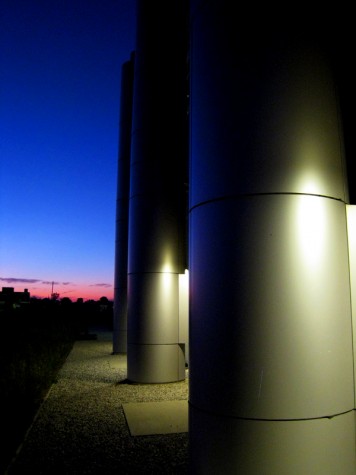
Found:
[0,302,76,474]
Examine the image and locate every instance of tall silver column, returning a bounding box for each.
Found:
[113,54,134,354]
[189,2,355,473]
[127,1,188,382]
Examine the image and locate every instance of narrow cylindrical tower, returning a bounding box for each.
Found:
[127,1,188,382]
[113,53,135,354]
[189,2,355,473]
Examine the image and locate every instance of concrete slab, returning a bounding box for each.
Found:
[122,400,188,436]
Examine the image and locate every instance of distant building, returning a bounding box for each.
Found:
[0,287,30,311]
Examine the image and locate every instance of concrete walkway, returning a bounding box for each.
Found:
[6,329,189,474]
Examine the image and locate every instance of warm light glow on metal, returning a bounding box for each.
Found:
[161,262,174,293]
[296,195,326,268]
[162,262,173,273]
[296,175,323,195]
[161,246,174,274]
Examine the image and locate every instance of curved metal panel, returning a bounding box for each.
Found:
[189,2,348,207]
[189,195,353,419]
[189,405,356,475]
[128,273,179,344]
[128,343,185,383]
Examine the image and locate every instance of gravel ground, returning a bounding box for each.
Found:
[6,330,189,475]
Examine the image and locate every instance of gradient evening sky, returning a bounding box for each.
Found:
[0,0,136,301]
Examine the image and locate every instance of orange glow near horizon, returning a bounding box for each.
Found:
[16,283,114,302]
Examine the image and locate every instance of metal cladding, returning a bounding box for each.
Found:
[126,0,189,383]
[189,1,355,473]
[113,54,135,354]
[347,205,356,408]
[114,1,356,471]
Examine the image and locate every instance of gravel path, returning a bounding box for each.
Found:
[6,330,189,474]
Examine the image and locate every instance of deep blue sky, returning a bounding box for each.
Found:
[0,0,136,300]
[1,2,355,303]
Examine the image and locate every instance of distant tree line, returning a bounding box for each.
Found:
[1,295,114,336]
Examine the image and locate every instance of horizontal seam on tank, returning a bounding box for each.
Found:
[188,402,355,422]
[189,192,345,212]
